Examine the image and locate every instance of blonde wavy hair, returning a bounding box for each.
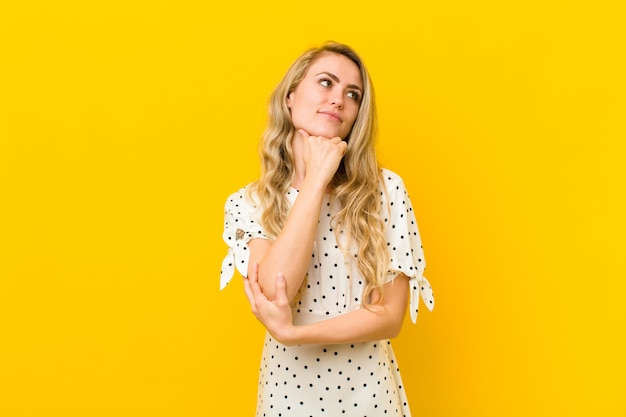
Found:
[249,42,390,306]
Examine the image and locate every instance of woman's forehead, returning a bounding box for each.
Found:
[306,53,363,86]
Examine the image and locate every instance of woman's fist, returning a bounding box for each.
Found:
[299,129,347,187]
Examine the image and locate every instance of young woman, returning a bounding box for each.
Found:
[220,42,434,416]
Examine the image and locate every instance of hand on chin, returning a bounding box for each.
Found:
[298,126,342,140]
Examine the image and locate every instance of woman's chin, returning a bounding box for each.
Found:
[307,128,344,139]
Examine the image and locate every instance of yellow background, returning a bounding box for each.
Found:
[1,1,624,416]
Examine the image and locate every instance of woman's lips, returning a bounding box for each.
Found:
[318,111,342,122]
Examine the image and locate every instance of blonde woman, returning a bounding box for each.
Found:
[220,42,434,416]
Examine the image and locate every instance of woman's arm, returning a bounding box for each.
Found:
[243,263,410,346]
[247,178,325,301]
[249,130,347,301]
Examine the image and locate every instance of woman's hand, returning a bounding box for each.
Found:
[299,129,347,188]
[243,263,297,345]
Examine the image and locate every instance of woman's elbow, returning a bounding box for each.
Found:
[386,319,404,339]
[377,308,406,339]
[388,304,409,338]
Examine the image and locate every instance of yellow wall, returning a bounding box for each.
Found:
[1,1,624,416]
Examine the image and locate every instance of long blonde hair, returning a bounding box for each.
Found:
[249,42,389,306]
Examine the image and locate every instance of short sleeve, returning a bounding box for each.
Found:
[220,186,270,290]
[381,169,435,323]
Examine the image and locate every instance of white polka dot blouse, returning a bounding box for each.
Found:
[220,168,434,416]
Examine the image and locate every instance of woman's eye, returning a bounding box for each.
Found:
[319,78,331,87]
[347,91,361,101]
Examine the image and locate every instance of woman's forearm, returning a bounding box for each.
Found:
[278,276,410,346]
[284,305,401,346]
[251,131,347,301]
[250,177,327,301]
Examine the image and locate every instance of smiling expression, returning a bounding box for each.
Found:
[287,52,363,140]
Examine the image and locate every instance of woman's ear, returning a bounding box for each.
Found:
[286,92,293,109]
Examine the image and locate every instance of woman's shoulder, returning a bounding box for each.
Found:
[379,168,408,190]
[224,183,259,213]
[225,183,252,200]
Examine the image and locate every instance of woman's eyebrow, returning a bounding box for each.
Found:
[316,71,363,93]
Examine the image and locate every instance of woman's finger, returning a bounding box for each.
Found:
[298,129,310,139]
[242,278,257,313]
[244,263,262,308]
[274,273,289,307]
[329,136,343,144]
[247,262,264,296]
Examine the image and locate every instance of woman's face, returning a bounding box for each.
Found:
[287,52,363,139]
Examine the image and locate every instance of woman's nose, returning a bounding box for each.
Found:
[330,93,344,108]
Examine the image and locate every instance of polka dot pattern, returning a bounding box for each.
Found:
[220,169,434,416]
[257,337,408,416]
